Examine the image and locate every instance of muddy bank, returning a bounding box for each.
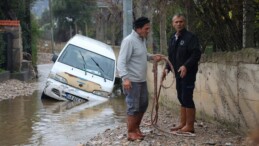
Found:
[0,79,37,101]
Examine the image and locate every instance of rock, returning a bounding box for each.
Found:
[225,142,232,146]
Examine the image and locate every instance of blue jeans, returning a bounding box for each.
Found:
[124,82,149,115]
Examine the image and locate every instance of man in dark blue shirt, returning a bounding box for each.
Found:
[163,14,201,133]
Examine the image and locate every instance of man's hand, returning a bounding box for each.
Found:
[178,66,187,78]
[123,78,131,91]
[152,54,164,62]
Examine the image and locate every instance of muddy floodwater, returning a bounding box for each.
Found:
[0,64,126,146]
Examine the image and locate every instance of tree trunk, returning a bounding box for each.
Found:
[146,0,153,50]
[85,23,88,36]
[96,13,104,42]
[159,1,167,54]
[74,21,78,35]
[185,0,195,32]
[134,0,142,18]
[25,0,31,54]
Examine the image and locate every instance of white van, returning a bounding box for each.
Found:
[42,34,117,102]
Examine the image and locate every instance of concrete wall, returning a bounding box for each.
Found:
[147,48,259,132]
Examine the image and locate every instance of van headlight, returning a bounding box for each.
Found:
[92,90,110,97]
[49,72,68,84]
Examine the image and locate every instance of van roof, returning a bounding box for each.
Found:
[67,34,115,60]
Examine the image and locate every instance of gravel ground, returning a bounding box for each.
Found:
[84,105,256,146]
[0,53,52,101]
[0,79,37,101]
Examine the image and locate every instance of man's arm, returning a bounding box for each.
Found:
[183,35,201,70]
[117,39,133,80]
[117,39,133,91]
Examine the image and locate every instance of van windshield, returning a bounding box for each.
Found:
[58,44,115,81]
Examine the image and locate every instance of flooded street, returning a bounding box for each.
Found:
[0,65,253,146]
[0,64,126,146]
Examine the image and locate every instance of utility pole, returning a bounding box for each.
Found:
[49,0,54,54]
[123,0,133,38]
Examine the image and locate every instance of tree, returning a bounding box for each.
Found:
[38,9,51,28]
[152,0,258,53]
[157,0,171,54]
[0,0,38,57]
[191,0,259,51]
[151,0,178,54]
[243,0,256,48]
[103,0,123,45]
[52,0,97,41]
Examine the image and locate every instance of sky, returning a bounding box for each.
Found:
[31,0,49,17]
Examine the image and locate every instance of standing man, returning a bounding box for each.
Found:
[163,14,201,133]
[117,17,161,141]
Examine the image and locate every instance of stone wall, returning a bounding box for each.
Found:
[147,48,259,133]
[4,26,22,72]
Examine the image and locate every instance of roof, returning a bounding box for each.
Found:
[67,34,116,60]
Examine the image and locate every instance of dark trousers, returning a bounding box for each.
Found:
[176,77,195,108]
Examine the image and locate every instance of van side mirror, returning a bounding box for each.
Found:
[114,77,122,85]
[113,77,122,95]
[51,54,58,62]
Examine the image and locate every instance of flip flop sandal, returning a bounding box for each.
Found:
[170,131,196,137]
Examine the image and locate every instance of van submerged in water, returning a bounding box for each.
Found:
[42,34,117,102]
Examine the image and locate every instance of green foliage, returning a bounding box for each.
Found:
[52,0,97,41]
[39,9,51,27]
[31,15,41,66]
[53,0,96,21]
[255,0,259,46]
[0,68,5,73]
[204,45,214,55]
[0,0,38,53]
[0,0,21,19]
[151,0,258,53]
[152,0,184,54]
[192,0,244,51]
[0,0,39,69]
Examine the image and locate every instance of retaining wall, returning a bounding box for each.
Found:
[146,48,259,132]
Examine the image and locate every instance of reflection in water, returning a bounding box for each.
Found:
[0,90,127,146]
[0,92,39,146]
